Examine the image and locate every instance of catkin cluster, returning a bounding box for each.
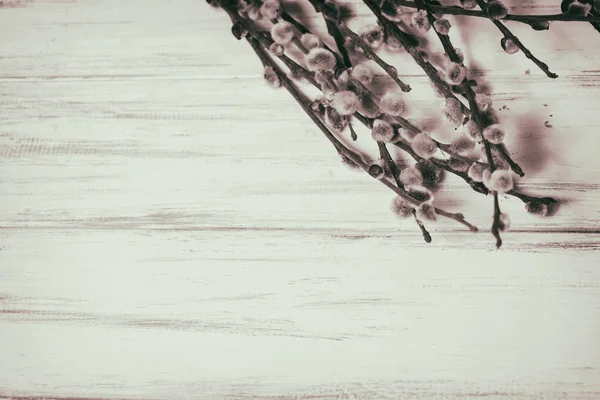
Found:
[211,0,586,245]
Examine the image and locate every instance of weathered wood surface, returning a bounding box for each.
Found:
[1,0,599,398]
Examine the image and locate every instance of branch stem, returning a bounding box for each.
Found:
[474,0,558,79]
[391,1,600,23]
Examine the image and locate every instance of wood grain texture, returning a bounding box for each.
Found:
[1,0,599,399]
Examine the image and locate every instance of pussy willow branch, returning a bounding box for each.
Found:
[475,0,558,79]
[272,12,548,207]
[231,19,478,237]
[230,1,553,216]
[392,0,600,23]
[417,0,503,247]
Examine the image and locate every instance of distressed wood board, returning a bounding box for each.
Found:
[1,0,599,399]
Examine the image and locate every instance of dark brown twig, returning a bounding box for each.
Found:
[417,0,504,246]
[389,1,600,24]
[378,141,404,189]
[475,0,558,79]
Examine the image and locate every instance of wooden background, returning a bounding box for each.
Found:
[1,0,599,398]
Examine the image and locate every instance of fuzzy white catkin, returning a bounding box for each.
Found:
[331,91,359,116]
[464,119,481,141]
[306,48,336,71]
[359,24,384,48]
[260,0,281,19]
[400,129,419,142]
[379,92,406,116]
[442,50,464,68]
[400,167,423,187]
[371,119,395,142]
[443,98,463,125]
[271,21,295,45]
[450,136,476,156]
[336,70,350,89]
[482,124,505,144]
[391,196,413,219]
[460,0,477,9]
[486,1,508,20]
[488,169,514,193]
[350,64,374,85]
[263,66,281,88]
[409,186,433,203]
[300,33,323,50]
[482,168,492,188]
[411,132,437,159]
[269,43,284,56]
[445,63,467,85]
[411,10,431,32]
[446,98,462,114]
[468,163,485,182]
[433,18,451,35]
[325,107,347,132]
[449,158,470,172]
[443,108,463,126]
[475,94,492,112]
[344,36,362,54]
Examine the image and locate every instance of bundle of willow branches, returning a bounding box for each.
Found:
[209,0,600,248]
